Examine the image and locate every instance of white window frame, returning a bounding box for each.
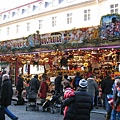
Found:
[38,20,43,29]
[67,13,72,24]
[17,9,20,16]
[84,9,90,21]
[0,29,1,36]
[27,23,30,31]
[16,25,20,33]
[52,0,58,6]
[8,12,11,19]
[7,27,9,35]
[52,16,57,27]
[67,0,74,3]
[27,5,31,13]
[0,14,2,21]
[110,4,118,14]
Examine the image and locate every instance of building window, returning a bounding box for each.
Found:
[27,23,30,31]
[7,27,9,35]
[59,0,64,4]
[3,14,7,20]
[110,4,118,14]
[16,25,20,33]
[52,16,57,27]
[84,9,90,21]
[39,20,43,29]
[67,13,72,24]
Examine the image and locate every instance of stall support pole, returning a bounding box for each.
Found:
[28,64,30,75]
[15,58,18,86]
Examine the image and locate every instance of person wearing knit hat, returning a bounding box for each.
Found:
[79,79,87,88]
[63,79,93,120]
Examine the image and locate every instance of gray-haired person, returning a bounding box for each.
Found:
[0,74,18,120]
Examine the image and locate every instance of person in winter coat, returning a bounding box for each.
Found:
[39,77,48,104]
[63,79,93,120]
[110,78,120,120]
[54,72,63,94]
[101,74,113,111]
[62,79,74,118]
[73,72,82,90]
[16,74,24,98]
[87,75,98,105]
[0,74,18,120]
[0,71,2,94]
[29,74,40,93]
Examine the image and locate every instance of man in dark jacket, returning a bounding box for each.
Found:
[73,72,82,90]
[54,72,62,94]
[63,79,93,120]
[16,74,24,98]
[101,74,113,120]
[0,71,2,94]
[29,74,40,93]
[0,74,18,120]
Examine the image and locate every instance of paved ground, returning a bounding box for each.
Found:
[5,101,106,120]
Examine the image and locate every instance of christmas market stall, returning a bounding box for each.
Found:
[0,14,120,85]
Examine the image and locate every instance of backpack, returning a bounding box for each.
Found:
[17,97,25,105]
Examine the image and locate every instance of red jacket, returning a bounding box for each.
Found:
[63,87,75,118]
[39,81,48,98]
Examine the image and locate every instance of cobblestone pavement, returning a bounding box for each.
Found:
[5,101,106,120]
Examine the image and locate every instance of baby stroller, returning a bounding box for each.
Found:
[26,91,39,111]
[42,92,62,114]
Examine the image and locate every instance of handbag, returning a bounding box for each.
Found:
[0,107,5,120]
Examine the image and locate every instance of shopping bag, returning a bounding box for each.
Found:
[0,107,5,120]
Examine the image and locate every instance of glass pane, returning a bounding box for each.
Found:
[115,9,118,12]
[88,9,90,13]
[110,4,114,8]
[70,17,72,23]
[70,13,72,16]
[84,17,87,21]
[67,18,69,24]
[115,4,118,8]
[84,10,87,13]
[110,9,114,14]
[88,16,90,20]
[84,14,87,17]
[67,13,69,17]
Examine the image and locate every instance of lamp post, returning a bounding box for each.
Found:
[15,57,18,86]
[27,60,31,75]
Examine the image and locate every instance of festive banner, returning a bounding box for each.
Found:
[100,14,120,40]
[0,14,120,53]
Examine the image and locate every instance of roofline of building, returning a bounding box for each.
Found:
[0,0,42,14]
[0,0,96,27]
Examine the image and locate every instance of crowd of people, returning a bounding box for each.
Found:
[0,70,120,120]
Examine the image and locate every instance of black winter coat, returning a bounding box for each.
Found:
[16,77,23,92]
[101,77,113,94]
[0,79,13,107]
[54,75,62,93]
[63,89,93,120]
[0,75,2,94]
[29,77,40,93]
